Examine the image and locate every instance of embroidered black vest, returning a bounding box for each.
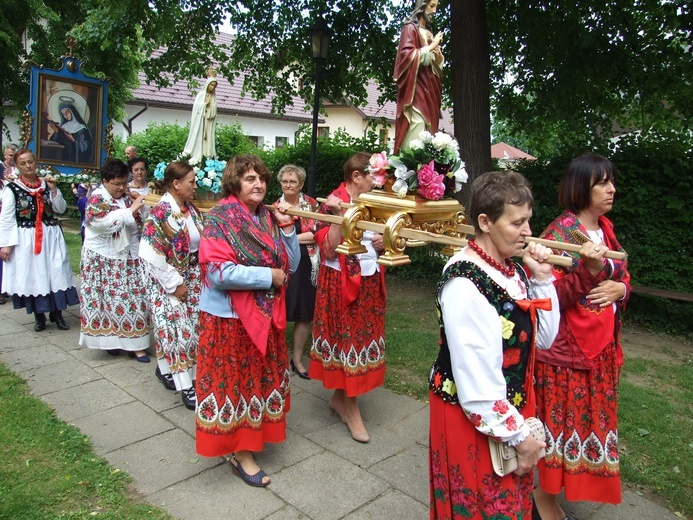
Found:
[429,261,534,412]
[7,182,60,228]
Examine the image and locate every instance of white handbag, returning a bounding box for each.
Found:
[488,417,546,477]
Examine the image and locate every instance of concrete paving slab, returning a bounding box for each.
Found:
[71,346,134,369]
[160,403,197,438]
[564,489,680,520]
[0,343,72,374]
[40,378,136,422]
[103,429,220,496]
[306,421,415,469]
[357,386,429,429]
[44,331,82,351]
[270,451,389,520]
[0,330,47,353]
[260,428,325,475]
[147,463,287,520]
[389,403,429,445]
[284,387,344,435]
[343,489,429,519]
[368,442,429,505]
[265,503,314,520]
[23,358,102,397]
[72,400,175,453]
[0,317,36,338]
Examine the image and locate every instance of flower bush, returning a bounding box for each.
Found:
[368,131,468,201]
[153,158,226,194]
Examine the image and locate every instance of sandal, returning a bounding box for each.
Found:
[230,453,270,487]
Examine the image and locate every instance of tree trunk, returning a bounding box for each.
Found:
[451,0,492,210]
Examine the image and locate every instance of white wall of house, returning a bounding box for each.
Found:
[2,110,22,148]
[323,106,394,151]
[112,105,304,150]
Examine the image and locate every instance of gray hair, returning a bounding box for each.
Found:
[4,144,18,152]
[277,164,307,184]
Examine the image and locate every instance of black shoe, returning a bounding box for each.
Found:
[290,359,311,380]
[0,295,6,305]
[106,349,121,356]
[34,313,47,332]
[128,351,151,363]
[49,311,70,330]
[155,366,176,391]
[182,388,197,410]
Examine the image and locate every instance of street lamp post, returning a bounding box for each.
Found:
[306,16,333,198]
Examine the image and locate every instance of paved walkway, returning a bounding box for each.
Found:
[0,302,680,520]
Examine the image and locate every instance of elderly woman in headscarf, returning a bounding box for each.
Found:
[79,159,151,360]
[195,154,299,487]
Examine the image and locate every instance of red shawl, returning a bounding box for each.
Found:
[199,195,288,355]
[314,183,386,307]
[542,211,631,360]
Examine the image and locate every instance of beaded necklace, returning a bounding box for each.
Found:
[19,176,42,190]
[467,238,516,277]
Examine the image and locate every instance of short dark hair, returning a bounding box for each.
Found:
[343,152,371,182]
[100,159,129,182]
[468,171,534,234]
[558,154,616,213]
[154,160,193,191]
[221,154,271,196]
[128,157,148,173]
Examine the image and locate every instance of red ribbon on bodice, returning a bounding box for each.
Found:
[29,188,45,255]
[516,297,553,411]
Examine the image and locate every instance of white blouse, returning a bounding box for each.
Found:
[439,248,559,445]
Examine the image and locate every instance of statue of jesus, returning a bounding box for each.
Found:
[393,0,444,154]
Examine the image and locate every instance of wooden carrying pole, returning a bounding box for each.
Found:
[280,206,573,267]
[314,198,626,261]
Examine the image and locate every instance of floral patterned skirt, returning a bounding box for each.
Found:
[195,312,290,457]
[79,249,151,350]
[145,262,201,388]
[309,268,386,397]
[535,341,621,503]
[429,392,534,520]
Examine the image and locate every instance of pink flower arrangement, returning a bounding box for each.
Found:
[367,131,468,201]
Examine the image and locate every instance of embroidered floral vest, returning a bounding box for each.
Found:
[429,261,534,412]
[7,182,60,228]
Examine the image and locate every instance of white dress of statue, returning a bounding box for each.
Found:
[182,75,218,165]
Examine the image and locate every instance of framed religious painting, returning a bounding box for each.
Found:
[25,53,110,175]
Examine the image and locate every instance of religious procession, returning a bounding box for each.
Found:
[1,1,689,520]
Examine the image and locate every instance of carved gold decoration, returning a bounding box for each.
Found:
[20,110,34,148]
[103,120,115,159]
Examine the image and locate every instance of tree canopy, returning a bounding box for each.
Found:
[2,0,690,183]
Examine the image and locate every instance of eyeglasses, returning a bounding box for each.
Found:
[280,180,300,186]
[108,180,129,188]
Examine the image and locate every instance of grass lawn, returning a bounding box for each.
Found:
[1,234,690,518]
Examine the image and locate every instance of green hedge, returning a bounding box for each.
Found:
[514,136,692,337]
[114,123,691,336]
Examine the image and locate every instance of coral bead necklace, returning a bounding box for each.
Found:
[467,238,516,277]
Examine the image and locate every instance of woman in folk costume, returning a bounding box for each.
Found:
[0,148,78,330]
[309,152,386,444]
[533,154,631,520]
[79,159,151,361]
[140,161,204,410]
[195,154,299,487]
[428,170,559,519]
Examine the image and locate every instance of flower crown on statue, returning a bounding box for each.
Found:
[369,131,468,201]
[153,158,226,194]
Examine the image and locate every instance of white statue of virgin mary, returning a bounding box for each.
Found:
[182,70,218,165]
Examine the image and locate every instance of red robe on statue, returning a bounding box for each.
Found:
[393,22,443,153]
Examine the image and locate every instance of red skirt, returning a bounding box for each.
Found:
[535,340,621,503]
[195,312,290,457]
[309,268,386,397]
[429,392,534,519]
